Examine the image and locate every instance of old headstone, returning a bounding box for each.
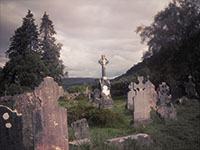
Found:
[127,82,135,109]
[157,82,177,121]
[90,88,101,108]
[158,82,171,105]
[70,118,91,149]
[145,79,158,110]
[0,93,41,150]
[133,76,152,124]
[0,105,24,150]
[33,77,69,150]
[185,75,198,98]
[156,103,177,121]
[71,118,90,140]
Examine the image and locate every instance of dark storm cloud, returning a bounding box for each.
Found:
[0,0,169,77]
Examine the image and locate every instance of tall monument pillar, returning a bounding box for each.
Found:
[98,54,114,108]
[99,54,109,79]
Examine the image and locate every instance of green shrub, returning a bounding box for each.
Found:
[67,104,124,127]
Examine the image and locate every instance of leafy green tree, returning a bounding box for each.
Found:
[6,10,40,58]
[0,10,48,96]
[40,12,65,84]
[137,0,200,58]
[136,0,200,89]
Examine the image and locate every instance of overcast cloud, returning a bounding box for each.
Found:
[0,0,169,78]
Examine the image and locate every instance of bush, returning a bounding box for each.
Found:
[67,104,124,127]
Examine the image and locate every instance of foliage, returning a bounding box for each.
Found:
[115,0,200,95]
[67,103,124,127]
[40,12,65,84]
[0,10,49,96]
[0,52,48,95]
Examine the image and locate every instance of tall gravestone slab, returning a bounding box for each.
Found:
[133,76,152,124]
[0,105,24,150]
[145,79,158,110]
[127,82,135,109]
[98,55,114,108]
[33,77,69,150]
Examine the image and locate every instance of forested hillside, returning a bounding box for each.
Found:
[113,0,200,96]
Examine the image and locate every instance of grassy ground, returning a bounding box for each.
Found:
[59,96,200,150]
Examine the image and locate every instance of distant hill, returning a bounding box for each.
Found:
[62,78,97,90]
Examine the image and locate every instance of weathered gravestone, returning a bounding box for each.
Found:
[158,82,171,105]
[185,75,198,98]
[157,82,177,121]
[133,76,152,124]
[127,82,135,109]
[0,105,24,150]
[90,88,101,108]
[71,118,90,140]
[0,93,41,150]
[70,118,91,150]
[33,77,69,150]
[145,79,158,110]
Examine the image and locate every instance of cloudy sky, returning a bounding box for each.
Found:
[0,0,170,78]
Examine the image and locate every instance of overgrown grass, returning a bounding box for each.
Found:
[59,96,200,150]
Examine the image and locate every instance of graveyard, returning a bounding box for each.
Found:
[0,0,200,150]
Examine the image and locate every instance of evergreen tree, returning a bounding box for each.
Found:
[0,10,48,96]
[40,12,64,84]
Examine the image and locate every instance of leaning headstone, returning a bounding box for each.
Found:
[145,79,158,110]
[133,76,152,124]
[0,105,24,150]
[185,75,198,98]
[127,82,135,109]
[33,77,69,150]
[71,118,90,140]
[106,133,152,150]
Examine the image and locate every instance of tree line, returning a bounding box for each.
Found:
[113,0,200,96]
[0,10,65,96]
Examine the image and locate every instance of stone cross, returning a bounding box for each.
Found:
[133,76,151,123]
[33,77,69,150]
[158,82,171,105]
[99,54,109,79]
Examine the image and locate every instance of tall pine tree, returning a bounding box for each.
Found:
[40,12,64,84]
[0,10,48,96]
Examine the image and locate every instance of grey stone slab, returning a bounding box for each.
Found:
[127,82,135,109]
[106,133,152,150]
[71,118,90,140]
[0,105,24,150]
[156,103,177,121]
[33,77,69,150]
[133,76,152,123]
